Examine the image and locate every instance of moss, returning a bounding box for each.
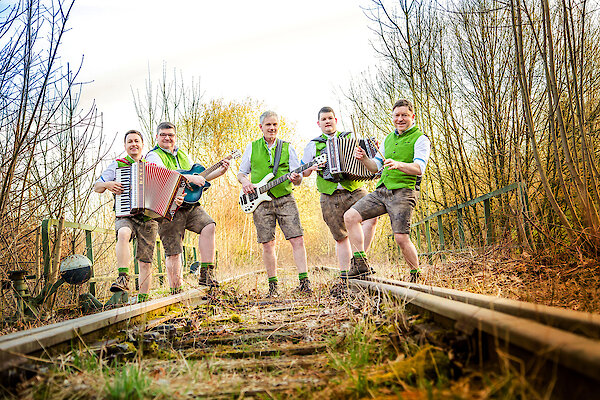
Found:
[368,345,451,386]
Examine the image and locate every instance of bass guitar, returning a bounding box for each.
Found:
[179,150,241,204]
[239,153,327,213]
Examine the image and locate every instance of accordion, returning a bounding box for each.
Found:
[115,162,186,220]
[323,137,380,182]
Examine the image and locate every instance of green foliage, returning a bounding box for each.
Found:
[104,364,153,400]
[70,349,100,373]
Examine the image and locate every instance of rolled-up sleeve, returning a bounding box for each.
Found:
[238,143,253,175]
[413,135,431,175]
[96,161,118,183]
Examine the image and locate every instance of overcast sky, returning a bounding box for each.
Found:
[60,0,381,153]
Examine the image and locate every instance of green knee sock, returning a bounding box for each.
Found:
[170,287,182,295]
[353,251,366,259]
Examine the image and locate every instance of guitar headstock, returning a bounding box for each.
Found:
[226,149,242,160]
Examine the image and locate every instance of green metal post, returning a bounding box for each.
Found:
[416,224,422,251]
[193,247,198,263]
[85,229,96,296]
[425,220,432,264]
[41,220,51,282]
[484,199,493,245]
[437,215,445,260]
[457,208,465,249]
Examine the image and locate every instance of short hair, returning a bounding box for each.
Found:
[259,111,278,125]
[156,121,176,134]
[124,129,143,143]
[393,99,415,113]
[317,106,335,120]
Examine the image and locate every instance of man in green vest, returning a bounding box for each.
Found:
[301,107,378,294]
[146,122,230,293]
[94,129,167,303]
[344,99,431,282]
[237,111,310,297]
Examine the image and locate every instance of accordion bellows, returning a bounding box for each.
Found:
[324,137,380,181]
[115,162,186,220]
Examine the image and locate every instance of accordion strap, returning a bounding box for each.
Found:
[116,157,134,166]
[272,139,283,176]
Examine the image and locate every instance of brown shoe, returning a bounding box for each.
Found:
[293,278,312,294]
[266,281,279,298]
[344,256,375,279]
[110,274,129,292]
[198,265,219,287]
[329,280,348,298]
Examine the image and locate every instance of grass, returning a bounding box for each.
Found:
[104,363,153,400]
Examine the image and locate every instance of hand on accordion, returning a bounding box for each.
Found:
[354,146,368,160]
[174,194,184,207]
[105,181,124,195]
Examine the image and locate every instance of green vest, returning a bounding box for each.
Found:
[314,132,364,195]
[149,146,191,171]
[250,138,292,198]
[377,125,424,190]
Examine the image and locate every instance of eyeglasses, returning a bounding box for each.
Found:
[159,133,175,138]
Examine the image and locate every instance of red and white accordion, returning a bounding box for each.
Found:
[115,162,186,220]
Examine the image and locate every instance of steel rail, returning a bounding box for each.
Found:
[351,280,600,382]
[319,266,600,339]
[0,271,262,371]
[367,276,600,339]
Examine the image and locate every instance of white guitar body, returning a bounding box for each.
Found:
[239,173,275,213]
[238,153,327,214]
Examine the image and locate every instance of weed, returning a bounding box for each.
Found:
[104,363,153,400]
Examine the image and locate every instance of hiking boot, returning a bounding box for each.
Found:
[294,278,312,294]
[344,256,375,279]
[198,265,219,287]
[408,270,421,283]
[110,274,129,292]
[329,280,348,298]
[266,281,279,298]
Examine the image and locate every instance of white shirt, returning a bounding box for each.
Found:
[238,140,301,176]
[96,161,119,183]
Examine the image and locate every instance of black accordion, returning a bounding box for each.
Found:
[322,137,380,182]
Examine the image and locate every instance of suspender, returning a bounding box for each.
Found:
[272,139,283,176]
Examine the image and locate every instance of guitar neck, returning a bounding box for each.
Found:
[199,156,231,177]
[259,161,316,193]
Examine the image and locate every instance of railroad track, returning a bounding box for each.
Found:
[1,266,600,398]
[0,271,262,373]
[344,273,600,397]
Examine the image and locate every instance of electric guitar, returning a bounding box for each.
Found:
[239,154,327,213]
[179,150,241,204]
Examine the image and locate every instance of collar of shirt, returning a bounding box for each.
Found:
[395,123,417,136]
